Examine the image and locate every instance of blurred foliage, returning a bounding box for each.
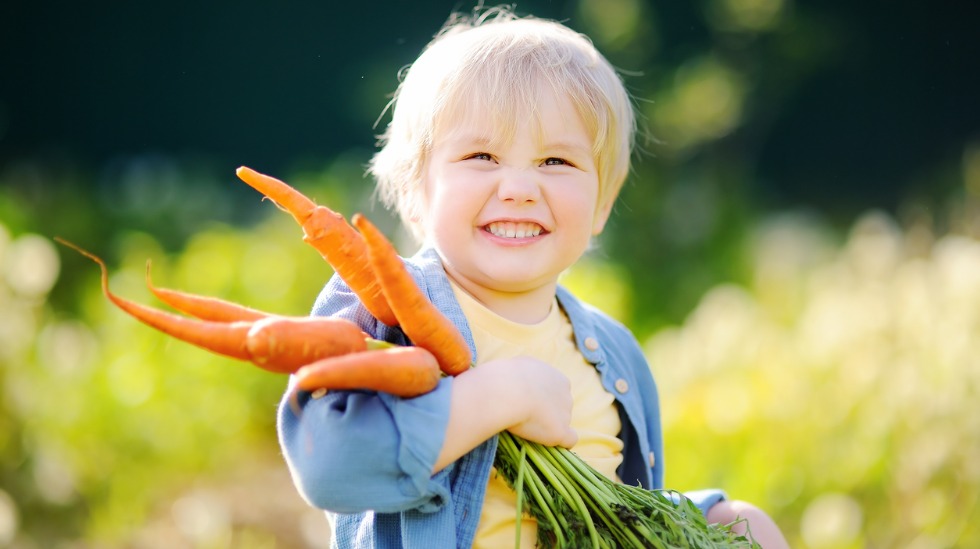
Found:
[1,0,978,547]
[635,205,980,549]
[2,149,978,547]
[0,161,381,547]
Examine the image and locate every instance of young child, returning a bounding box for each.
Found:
[277,6,789,548]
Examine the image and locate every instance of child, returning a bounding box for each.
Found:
[277,6,789,548]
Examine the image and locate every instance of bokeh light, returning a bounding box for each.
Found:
[3,233,60,298]
[649,56,747,153]
[706,0,788,33]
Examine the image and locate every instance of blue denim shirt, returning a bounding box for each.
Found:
[277,247,725,548]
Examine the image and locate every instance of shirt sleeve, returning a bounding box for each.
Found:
[278,377,454,514]
[276,274,453,514]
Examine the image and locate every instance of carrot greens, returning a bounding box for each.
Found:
[495,432,760,548]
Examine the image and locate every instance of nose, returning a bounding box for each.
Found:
[496,167,540,204]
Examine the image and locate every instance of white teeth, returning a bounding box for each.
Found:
[487,222,542,238]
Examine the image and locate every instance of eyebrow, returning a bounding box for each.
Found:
[543,140,592,154]
[454,134,495,147]
[451,134,592,155]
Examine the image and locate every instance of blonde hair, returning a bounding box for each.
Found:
[369,6,636,241]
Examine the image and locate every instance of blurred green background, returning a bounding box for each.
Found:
[2,0,978,547]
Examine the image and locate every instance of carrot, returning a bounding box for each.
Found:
[235,166,398,327]
[351,214,472,376]
[56,238,253,362]
[292,346,441,397]
[58,238,369,374]
[145,260,271,322]
[245,315,368,373]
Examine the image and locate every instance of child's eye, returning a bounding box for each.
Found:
[543,157,571,166]
[465,152,494,162]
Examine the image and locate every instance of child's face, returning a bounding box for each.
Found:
[421,88,611,300]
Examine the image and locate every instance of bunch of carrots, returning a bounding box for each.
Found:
[61,167,757,548]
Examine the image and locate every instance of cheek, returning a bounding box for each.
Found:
[554,185,599,219]
[419,167,453,222]
[422,164,451,204]
[419,182,464,236]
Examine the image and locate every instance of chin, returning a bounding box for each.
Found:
[483,270,553,292]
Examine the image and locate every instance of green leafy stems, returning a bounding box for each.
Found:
[494,432,761,548]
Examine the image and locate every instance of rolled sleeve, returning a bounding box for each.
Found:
[278,376,454,514]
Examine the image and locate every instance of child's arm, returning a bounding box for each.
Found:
[278,276,452,514]
[433,356,579,472]
[278,376,454,514]
[278,353,578,513]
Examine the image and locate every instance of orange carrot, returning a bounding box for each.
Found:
[292,346,441,397]
[245,315,368,373]
[145,260,271,322]
[58,238,368,374]
[235,166,398,327]
[56,238,253,362]
[352,214,472,376]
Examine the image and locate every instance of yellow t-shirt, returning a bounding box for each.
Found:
[448,283,624,549]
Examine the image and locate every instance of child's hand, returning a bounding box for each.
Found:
[491,356,579,449]
[433,355,578,472]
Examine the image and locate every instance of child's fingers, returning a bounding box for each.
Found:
[561,427,579,449]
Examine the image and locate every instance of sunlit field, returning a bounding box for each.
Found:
[2,195,976,547]
[647,209,979,548]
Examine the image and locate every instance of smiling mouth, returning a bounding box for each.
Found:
[484,221,545,238]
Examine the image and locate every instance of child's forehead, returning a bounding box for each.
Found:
[433,86,591,146]
[432,98,595,157]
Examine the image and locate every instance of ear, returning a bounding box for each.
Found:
[591,199,614,236]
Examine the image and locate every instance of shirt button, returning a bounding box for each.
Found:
[584,337,600,351]
[614,378,629,393]
[649,452,656,468]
